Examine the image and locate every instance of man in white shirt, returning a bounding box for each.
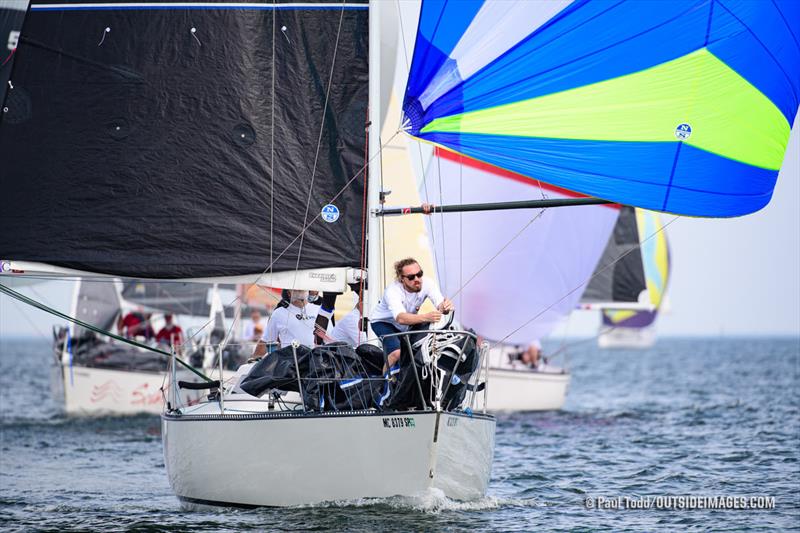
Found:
[253,290,319,356]
[330,295,364,347]
[370,257,453,369]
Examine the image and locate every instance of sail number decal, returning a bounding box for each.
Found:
[7,31,19,51]
[382,416,415,429]
[321,204,340,223]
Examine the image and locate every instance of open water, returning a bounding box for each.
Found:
[0,336,798,531]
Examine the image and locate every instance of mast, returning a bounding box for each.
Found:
[366,0,382,335]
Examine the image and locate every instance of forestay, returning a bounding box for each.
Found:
[402,0,800,217]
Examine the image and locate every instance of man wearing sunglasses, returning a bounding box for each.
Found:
[370,257,454,371]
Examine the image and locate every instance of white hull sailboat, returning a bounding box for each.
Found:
[163,320,496,506]
[52,348,218,415]
[158,0,498,508]
[472,346,570,412]
[479,367,569,412]
[50,279,239,415]
[54,361,169,415]
[163,401,494,507]
[597,326,657,350]
[581,208,671,350]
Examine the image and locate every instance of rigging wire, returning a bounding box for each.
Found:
[490,216,679,350]
[395,0,441,282]
[4,297,51,342]
[269,0,276,283]
[378,130,387,295]
[357,105,370,344]
[290,4,347,291]
[546,326,619,360]
[436,154,447,294]
[447,208,548,302]
[459,154,463,314]
[0,282,212,382]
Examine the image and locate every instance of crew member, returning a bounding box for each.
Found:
[370,258,453,369]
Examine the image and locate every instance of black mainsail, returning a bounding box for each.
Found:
[0,0,368,281]
[581,206,648,307]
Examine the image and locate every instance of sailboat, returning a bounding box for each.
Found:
[580,208,671,349]
[51,279,247,415]
[2,0,797,508]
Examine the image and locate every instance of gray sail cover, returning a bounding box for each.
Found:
[0,0,368,279]
[0,0,27,102]
[581,206,647,304]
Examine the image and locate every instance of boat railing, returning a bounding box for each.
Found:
[166,330,490,415]
[365,328,489,414]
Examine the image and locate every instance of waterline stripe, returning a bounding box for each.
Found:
[32,2,367,11]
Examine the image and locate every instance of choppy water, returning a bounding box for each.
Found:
[1,337,798,531]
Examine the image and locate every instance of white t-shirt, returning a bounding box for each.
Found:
[370,278,444,331]
[262,304,319,348]
[330,307,363,346]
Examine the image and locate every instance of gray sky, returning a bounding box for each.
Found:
[1,122,798,339]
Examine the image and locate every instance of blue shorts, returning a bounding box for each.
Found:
[370,321,402,355]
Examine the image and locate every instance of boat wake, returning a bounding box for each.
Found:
[302,488,540,514]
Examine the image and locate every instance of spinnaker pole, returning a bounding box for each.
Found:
[378,197,614,216]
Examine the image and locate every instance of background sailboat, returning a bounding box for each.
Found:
[579,208,671,349]
[52,280,246,415]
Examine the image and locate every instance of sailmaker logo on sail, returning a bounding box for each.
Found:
[675,123,692,140]
[321,204,340,223]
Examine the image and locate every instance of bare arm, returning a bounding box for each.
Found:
[252,340,267,358]
[396,310,441,326]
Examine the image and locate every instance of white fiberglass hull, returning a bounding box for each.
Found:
[598,327,656,349]
[477,368,570,412]
[56,364,211,416]
[162,402,495,507]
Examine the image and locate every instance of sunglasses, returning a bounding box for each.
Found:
[402,270,424,281]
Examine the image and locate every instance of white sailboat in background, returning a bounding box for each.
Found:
[579,207,671,349]
[51,280,250,415]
